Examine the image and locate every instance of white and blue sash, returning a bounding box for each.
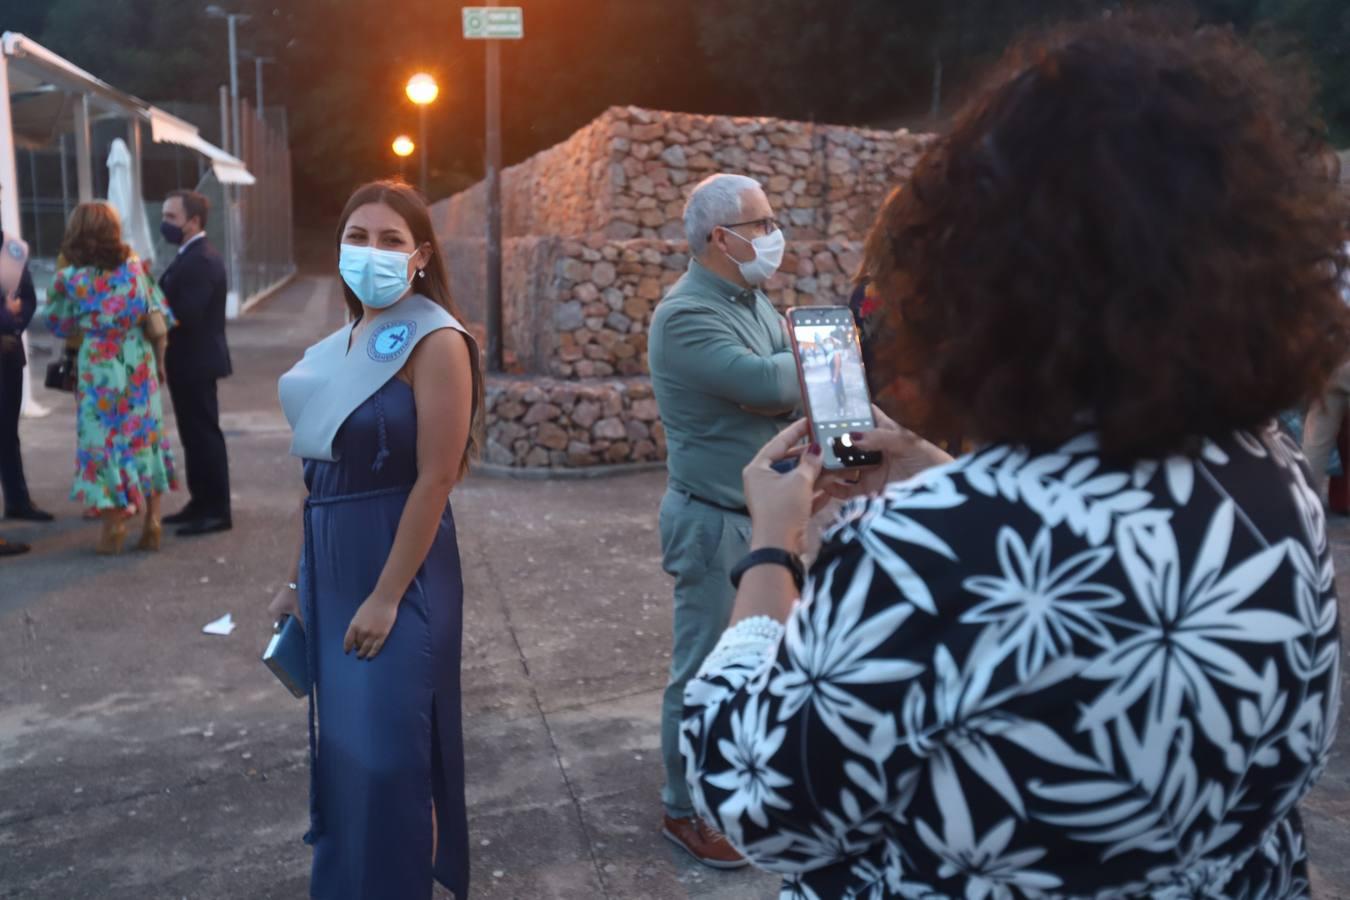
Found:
[279,293,470,462]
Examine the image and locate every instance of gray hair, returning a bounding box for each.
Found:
[683,173,762,256]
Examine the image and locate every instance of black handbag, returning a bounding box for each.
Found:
[45,347,77,392]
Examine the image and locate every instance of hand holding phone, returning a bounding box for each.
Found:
[786,306,883,471]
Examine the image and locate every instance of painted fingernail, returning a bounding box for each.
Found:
[809,443,821,456]
[849,432,865,440]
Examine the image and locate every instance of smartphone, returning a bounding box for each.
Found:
[786,305,882,471]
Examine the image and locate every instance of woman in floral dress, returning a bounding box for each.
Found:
[46,202,177,554]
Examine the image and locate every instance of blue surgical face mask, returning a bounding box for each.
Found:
[339,244,413,309]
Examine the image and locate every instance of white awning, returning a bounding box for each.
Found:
[147,107,198,146]
[3,32,255,184]
[148,107,255,185]
[2,31,132,114]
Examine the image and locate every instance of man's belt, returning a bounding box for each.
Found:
[682,490,750,518]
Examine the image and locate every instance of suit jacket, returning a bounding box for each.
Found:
[0,266,36,369]
[162,237,232,381]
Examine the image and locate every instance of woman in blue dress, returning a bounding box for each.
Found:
[273,179,482,899]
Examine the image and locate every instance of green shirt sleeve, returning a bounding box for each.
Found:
[656,305,800,410]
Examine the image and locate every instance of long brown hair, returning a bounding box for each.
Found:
[336,179,483,476]
[61,202,131,271]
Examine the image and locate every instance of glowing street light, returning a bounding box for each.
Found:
[405,73,438,194]
[405,73,439,105]
[391,135,415,179]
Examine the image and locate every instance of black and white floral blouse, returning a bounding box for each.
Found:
[681,428,1341,900]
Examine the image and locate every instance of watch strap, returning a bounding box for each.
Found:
[730,547,805,591]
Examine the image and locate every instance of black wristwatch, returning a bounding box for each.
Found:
[730,548,805,591]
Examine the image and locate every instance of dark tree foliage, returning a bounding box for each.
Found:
[2,0,1347,220]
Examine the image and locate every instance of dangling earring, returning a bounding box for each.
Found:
[416,268,426,279]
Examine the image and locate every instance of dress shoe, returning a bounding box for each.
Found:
[661,815,748,869]
[0,538,31,557]
[5,506,54,523]
[163,505,201,525]
[177,516,232,537]
[137,518,163,552]
[96,519,128,555]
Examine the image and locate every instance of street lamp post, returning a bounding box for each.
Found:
[405,73,438,196]
[485,37,502,373]
[228,18,240,151]
[205,6,251,157]
[392,135,415,179]
[206,5,251,318]
[250,55,275,122]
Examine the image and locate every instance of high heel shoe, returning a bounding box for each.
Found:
[136,518,163,552]
[96,519,128,555]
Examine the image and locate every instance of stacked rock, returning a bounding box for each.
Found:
[549,238,865,379]
[436,106,932,245]
[431,105,931,472]
[483,379,665,468]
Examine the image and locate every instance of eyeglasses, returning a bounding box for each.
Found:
[713,218,785,241]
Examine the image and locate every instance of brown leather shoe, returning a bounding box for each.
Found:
[661,815,749,869]
[0,538,30,557]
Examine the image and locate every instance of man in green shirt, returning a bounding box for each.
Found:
[648,173,800,867]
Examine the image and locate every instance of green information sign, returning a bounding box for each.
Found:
[462,7,524,40]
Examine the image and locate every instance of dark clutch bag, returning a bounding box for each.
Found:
[44,348,76,392]
[262,614,311,699]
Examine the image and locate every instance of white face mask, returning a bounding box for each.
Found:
[723,227,786,285]
[339,244,414,309]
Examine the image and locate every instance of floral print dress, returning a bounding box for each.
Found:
[682,426,1339,900]
[46,256,178,512]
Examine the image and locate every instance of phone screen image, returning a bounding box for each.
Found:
[788,307,882,470]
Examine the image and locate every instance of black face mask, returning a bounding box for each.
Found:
[160,221,185,246]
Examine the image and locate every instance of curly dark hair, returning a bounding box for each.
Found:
[60,202,130,272]
[866,15,1350,459]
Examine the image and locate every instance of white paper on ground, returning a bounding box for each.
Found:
[202,613,236,636]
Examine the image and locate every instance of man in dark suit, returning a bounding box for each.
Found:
[0,222,53,557]
[160,190,232,536]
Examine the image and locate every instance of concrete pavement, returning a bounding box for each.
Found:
[0,276,779,899]
[0,275,1347,899]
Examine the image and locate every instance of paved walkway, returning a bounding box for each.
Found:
[0,276,1346,899]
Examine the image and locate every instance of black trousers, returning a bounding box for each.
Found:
[0,357,32,514]
[167,376,231,518]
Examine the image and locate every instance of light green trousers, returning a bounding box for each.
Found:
[657,488,751,819]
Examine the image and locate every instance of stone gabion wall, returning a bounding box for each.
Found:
[432,115,616,245]
[548,237,864,379]
[442,235,865,380]
[483,377,665,469]
[437,106,932,472]
[434,106,933,243]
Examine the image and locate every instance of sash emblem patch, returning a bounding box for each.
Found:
[367,320,418,363]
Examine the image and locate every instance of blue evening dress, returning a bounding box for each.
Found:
[300,377,469,899]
